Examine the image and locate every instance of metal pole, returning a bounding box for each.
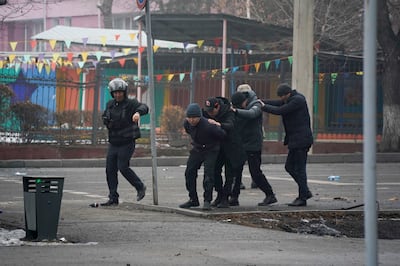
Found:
[190,58,196,103]
[145,0,158,205]
[363,0,378,265]
[221,19,227,97]
[137,22,143,102]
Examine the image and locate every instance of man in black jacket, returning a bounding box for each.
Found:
[101,78,149,206]
[260,83,314,206]
[231,88,277,206]
[180,103,227,210]
[203,97,243,208]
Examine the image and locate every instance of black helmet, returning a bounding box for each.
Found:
[108,78,127,98]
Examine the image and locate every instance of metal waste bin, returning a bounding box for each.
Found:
[22,175,64,241]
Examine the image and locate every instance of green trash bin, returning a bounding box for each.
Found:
[22,176,64,241]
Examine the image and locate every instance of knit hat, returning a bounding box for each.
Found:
[277,83,292,96]
[204,97,219,112]
[231,92,247,107]
[186,103,202,118]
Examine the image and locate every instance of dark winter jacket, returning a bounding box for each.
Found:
[102,98,149,146]
[235,90,264,152]
[261,90,313,149]
[184,117,226,152]
[203,96,244,164]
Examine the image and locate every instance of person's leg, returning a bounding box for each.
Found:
[202,149,219,208]
[104,144,119,204]
[247,150,277,206]
[246,150,273,195]
[183,149,203,203]
[211,150,225,206]
[287,148,310,200]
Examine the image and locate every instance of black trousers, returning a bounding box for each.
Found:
[184,147,219,202]
[246,150,274,196]
[285,148,310,200]
[213,147,235,199]
[106,142,144,201]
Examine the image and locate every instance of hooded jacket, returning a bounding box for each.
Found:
[235,90,264,152]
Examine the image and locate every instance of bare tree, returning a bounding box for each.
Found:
[97,0,113,28]
[377,0,400,151]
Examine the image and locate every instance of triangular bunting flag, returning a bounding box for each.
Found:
[319,73,325,82]
[129,33,137,40]
[76,68,82,75]
[51,61,57,71]
[118,58,126,67]
[14,62,21,73]
[197,40,204,48]
[254,63,260,73]
[81,52,88,62]
[211,69,218,77]
[105,59,112,64]
[264,61,271,70]
[123,48,131,55]
[23,55,31,62]
[179,73,185,82]
[356,71,363,75]
[274,59,281,68]
[115,34,120,41]
[30,40,37,49]
[52,53,60,62]
[67,52,73,62]
[153,45,159,53]
[330,73,338,84]
[287,56,293,65]
[110,50,116,59]
[183,42,189,49]
[138,47,145,54]
[222,68,229,74]
[49,39,57,50]
[156,74,163,82]
[133,57,139,65]
[95,51,102,61]
[8,54,16,63]
[243,64,250,72]
[9,41,18,51]
[78,61,85,69]
[213,38,221,47]
[82,37,88,47]
[100,36,107,46]
[232,66,239,73]
[37,62,44,73]
[167,74,174,81]
[64,40,71,49]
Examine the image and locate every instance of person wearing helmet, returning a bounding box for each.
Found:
[100,78,149,206]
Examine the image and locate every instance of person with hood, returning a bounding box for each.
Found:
[260,83,313,206]
[180,103,227,210]
[101,78,148,206]
[203,96,244,208]
[230,85,277,206]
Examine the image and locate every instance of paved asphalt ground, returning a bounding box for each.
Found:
[0,153,399,265]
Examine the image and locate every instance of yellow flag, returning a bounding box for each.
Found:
[49,39,57,50]
[129,33,137,40]
[197,40,204,48]
[81,52,88,62]
[167,74,174,81]
[8,54,16,63]
[123,48,131,55]
[52,53,60,62]
[100,36,107,46]
[254,63,261,72]
[133,57,139,65]
[153,45,159,53]
[9,42,18,51]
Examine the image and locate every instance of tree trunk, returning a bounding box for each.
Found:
[97,0,113,29]
[377,0,400,152]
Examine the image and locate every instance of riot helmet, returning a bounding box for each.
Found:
[108,78,128,98]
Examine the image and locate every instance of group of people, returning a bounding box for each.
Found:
[180,83,314,210]
[98,77,313,211]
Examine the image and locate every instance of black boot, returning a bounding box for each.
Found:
[211,193,222,207]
